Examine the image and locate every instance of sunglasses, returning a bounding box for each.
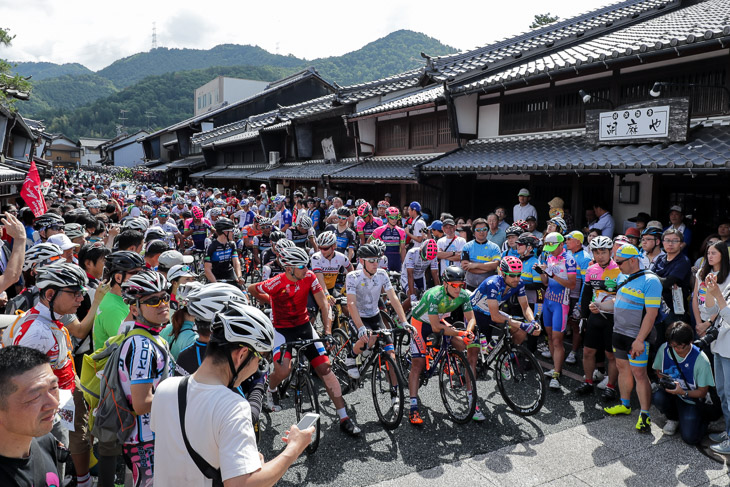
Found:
[503,272,521,278]
[158,214,168,218]
[615,259,630,266]
[48,225,64,231]
[364,258,379,263]
[319,245,333,251]
[248,347,263,361]
[445,281,466,289]
[141,294,170,307]
[260,225,272,229]
[294,265,307,270]
[474,228,488,233]
[59,288,88,299]
[387,215,399,220]
[337,215,348,220]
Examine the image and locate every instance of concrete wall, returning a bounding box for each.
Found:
[454,93,478,135]
[611,174,653,234]
[478,104,500,138]
[113,142,146,167]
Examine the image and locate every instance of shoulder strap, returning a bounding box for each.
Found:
[617,270,651,291]
[178,376,223,484]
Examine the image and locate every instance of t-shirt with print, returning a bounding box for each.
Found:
[437,235,466,274]
[614,270,663,338]
[0,433,61,487]
[653,342,714,404]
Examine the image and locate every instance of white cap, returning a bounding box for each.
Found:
[158,250,193,269]
[47,233,76,250]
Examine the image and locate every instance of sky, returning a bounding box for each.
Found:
[4,0,612,71]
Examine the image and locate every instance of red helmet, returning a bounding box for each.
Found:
[357,202,372,217]
[192,206,204,219]
[420,239,438,260]
[500,256,523,274]
[377,200,389,208]
[513,219,529,231]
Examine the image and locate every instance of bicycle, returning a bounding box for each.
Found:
[276,337,326,454]
[329,328,406,429]
[394,325,477,424]
[473,319,546,416]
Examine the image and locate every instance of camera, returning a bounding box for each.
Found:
[694,324,720,349]
[659,377,676,390]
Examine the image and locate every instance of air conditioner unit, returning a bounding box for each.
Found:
[269,151,279,165]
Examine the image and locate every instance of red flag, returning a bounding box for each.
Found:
[21,160,47,217]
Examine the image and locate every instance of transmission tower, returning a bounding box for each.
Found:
[151,22,158,50]
[145,111,156,131]
[118,109,128,133]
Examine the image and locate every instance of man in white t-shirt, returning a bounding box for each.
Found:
[151,302,312,486]
[405,201,427,249]
[436,218,466,274]
[513,188,538,223]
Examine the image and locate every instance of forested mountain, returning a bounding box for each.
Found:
[11,61,92,80]
[22,73,118,114]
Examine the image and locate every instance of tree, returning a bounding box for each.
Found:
[0,27,32,109]
[530,13,560,29]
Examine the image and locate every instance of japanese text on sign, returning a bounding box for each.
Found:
[598,106,670,141]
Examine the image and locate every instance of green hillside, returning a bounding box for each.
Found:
[11,61,92,80]
[22,73,118,114]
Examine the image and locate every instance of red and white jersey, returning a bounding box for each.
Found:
[254,271,323,329]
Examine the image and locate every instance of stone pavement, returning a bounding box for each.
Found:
[372,413,730,487]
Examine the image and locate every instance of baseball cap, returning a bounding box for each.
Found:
[628,212,651,223]
[384,193,392,197]
[525,215,537,222]
[409,201,421,212]
[542,232,565,253]
[625,227,641,238]
[442,218,456,226]
[669,205,683,214]
[429,220,443,231]
[145,240,169,257]
[47,234,76,250]
[646,220,663,230]
[615,244,640,260]
[565,231,584,244]
[158,250,193,269]
[518,188,530,197]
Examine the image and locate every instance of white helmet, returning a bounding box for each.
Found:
[275,239,296,251]
[297,215,313,230]
[86,199,102,209]
[167,264,197,282]
[176,281,203,305]
[64,223,86,240]
[278,246,310,267]
[24,243,64,272]
[590,236,613,250]
[317,231,337,248]
[211,301,275,353]
[121,270,169,304]
[186,283,249,322]
[36,262,88,290]
[122,217,149,232]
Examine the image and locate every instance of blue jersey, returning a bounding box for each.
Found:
[544,250,577,305]
[570,248,592,298]
[471,275,525,316]
[614,270,662,338]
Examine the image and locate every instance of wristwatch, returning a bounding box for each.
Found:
[683,390,689,399]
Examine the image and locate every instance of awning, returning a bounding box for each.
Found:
[202,130,259,149]
[0,164,27,182]
[330,155,439,182]
[205,165,268,179]
[190,168,220,179]
[169,156,206,169]
[148,161,173,172]
[250,159,359,181]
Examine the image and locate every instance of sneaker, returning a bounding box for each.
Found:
[565,351,577,364]
[635,412,652,433]
[541,348,552,359]
[575,381,594,395]
[537,342,549,354]
[549,376,561,390]
[662,420,679,436]
[409,410,424,425]
[345,357,360,380]
[473,405,486,422]
[596,376,609,390]
[601,387,618,402]
[710,439,730,455]
[604,404,632,415]
[339,417,361,436]
[543,368,555,377]
[709,431,729,443]
[593,369,605,382]
[265,390,281,413]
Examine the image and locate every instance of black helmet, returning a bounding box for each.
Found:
[517,233,540,249]
[441,265,466,283]
[145,227,166,241]
[214,217,235,232]
[269,231,286,243]
[106,250,145,272]
[506,225,524,237]
[34,212,64,230]
[357,244,380,259]
[337,207,350,217]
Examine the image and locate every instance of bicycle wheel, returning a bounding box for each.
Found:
[495,345,545,416]
[438,349,476,424]
[329,328,354,394]
[393,329,412,377]
[295,369,321,453]
[371,352,405,430]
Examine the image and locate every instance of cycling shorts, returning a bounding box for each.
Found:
[543,299,569,333]
[612,332,649,367]
[348,314,393,348]
[273,324,329,369]
[583,313,614,353]
[409,317,435,359]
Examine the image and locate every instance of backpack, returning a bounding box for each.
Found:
[79,328,169,445]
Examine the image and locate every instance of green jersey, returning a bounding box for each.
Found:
[412,286,472,323]
[93,292,130,350]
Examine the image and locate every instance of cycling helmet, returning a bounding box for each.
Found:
[36,262,88,290]
[371,239,386,256]
[175,197,186,205]
[269,231,287,243]
[146,227,166,241]
[175,281,203,305]
[354,199,366,208]
[275,238,296,251]
[157,206,170,215]
[548,217,567,235]
[121,270,169,303]
[191,206,204,219]
[273,195,286,205]
[210,301,275,353]
[336,207,351,217]
[641,227,663,238]
[214,217,235,233]
[181,210,193,219]
[123,217,149,232]
[214,198,226,207]
[34,212,64,230]
[317,231,337,248]
[377,200,389,209]
[613,235,630,245]
[293,190,303,198]
[257,217,272,227]
[506,225,524,237]
[297,215,313,230]
[542,232,565,252]
[420,239,438,260]
[142,205,154,214]
[517,233,540,249]
[500,256,523,274]
[86,199,103,209]
[357,244,380,259]
[589,235,613,250]
[386,207,400,218]
[210,208,223,218]
[441,265,466,283]
[513,219,529,231]
[278,246,310,268]
[24,243,64,272]
[106,250,145,273]
[150,197,162,206]
[186,283,249,322]
[357,202,372,217]
[64,223,85,240]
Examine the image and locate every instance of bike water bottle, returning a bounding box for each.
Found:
[479,337,489,354]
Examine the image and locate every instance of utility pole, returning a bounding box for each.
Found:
[152,22,158,50]
[118,109,128,133]
[145,111,156,131]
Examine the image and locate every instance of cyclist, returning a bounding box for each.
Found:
[371,207,406,272]
[312,231,353,297]
[401,238,440,312]
[344,244,409,380]
[183,206,211,253]
[460,218,501,291]
[565,230,592,366]
[324,207,357,261]
[407,266,475,425]
[516,233,544,317]
[286,215,318,250]
[376,200,389,220]
[467,257,541,420]
[356,202,383,246]
[204,217,243,286]
[251,219,276,267]
[149,206,182,249]
[358,238,389,271]
[575,235,620,399]
[535,232,577,390]
[6,242,64,314]
[271,195,293,233]
[262,238,294,280]
[248,246,361,436]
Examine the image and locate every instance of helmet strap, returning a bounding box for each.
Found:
[133,300,166,331]
[226,347,254,389]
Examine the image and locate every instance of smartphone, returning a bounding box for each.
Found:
[296,412,319,432]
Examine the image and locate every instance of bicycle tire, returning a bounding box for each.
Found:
[439,349,477,424]
[371,352,406,430]
[329,328,354,394]
[393,329,412,378]
[495,345,546,416]
[295,369,321,454]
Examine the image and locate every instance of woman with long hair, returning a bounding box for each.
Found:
[695,241,730,337]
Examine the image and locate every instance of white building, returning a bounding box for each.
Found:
[78,137,108,166]
[194,76,269,116]
[98,131,148,167]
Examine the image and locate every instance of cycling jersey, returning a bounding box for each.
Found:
[234,209,256,228]
[184,218,212,251]
[324,224,357,253]
[614,270,663,338]
[461,239,501,289]
[286,226,315,248]
[148,221,180,249]
[205,240,239,281]
[544,250,577,305]
[400,247,438,290]
[356,217,383,241]
[570,248,592,299]
[252,233,273,254]
[345,268,392,319]
[311,250,351,291]
[371,224,406,271]
[242,224,262,240]
[261,249,285,280]
[470,275,526,316]
[583,261,620,313]
[254,271,322,328]
[308,208,321,228]
[272,208,293,228]
[411,285,473,323]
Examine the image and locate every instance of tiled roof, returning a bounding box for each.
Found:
[191,120,248,145]
[250,159,361,181]
[453,0,730,93]
[202,130,259,149]
[279,94,337,121]
[427,0,679,84]
[168,156,205,169]
[189,168,220,178]
[337,70,423,104]
[420,117,730,174]
[331,154,440,180]
[205,165,269,179]
[349,86,445,118]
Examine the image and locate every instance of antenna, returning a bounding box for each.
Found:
[152,22,158,50]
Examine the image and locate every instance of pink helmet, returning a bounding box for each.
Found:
[192,206,204,219]
[420,239,438,260]
[386,207,400,218]
[500,256,523,274]
[377,200,389,208]
[357,202,372,217]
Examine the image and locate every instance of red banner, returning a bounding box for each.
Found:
[21,160,47,217]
